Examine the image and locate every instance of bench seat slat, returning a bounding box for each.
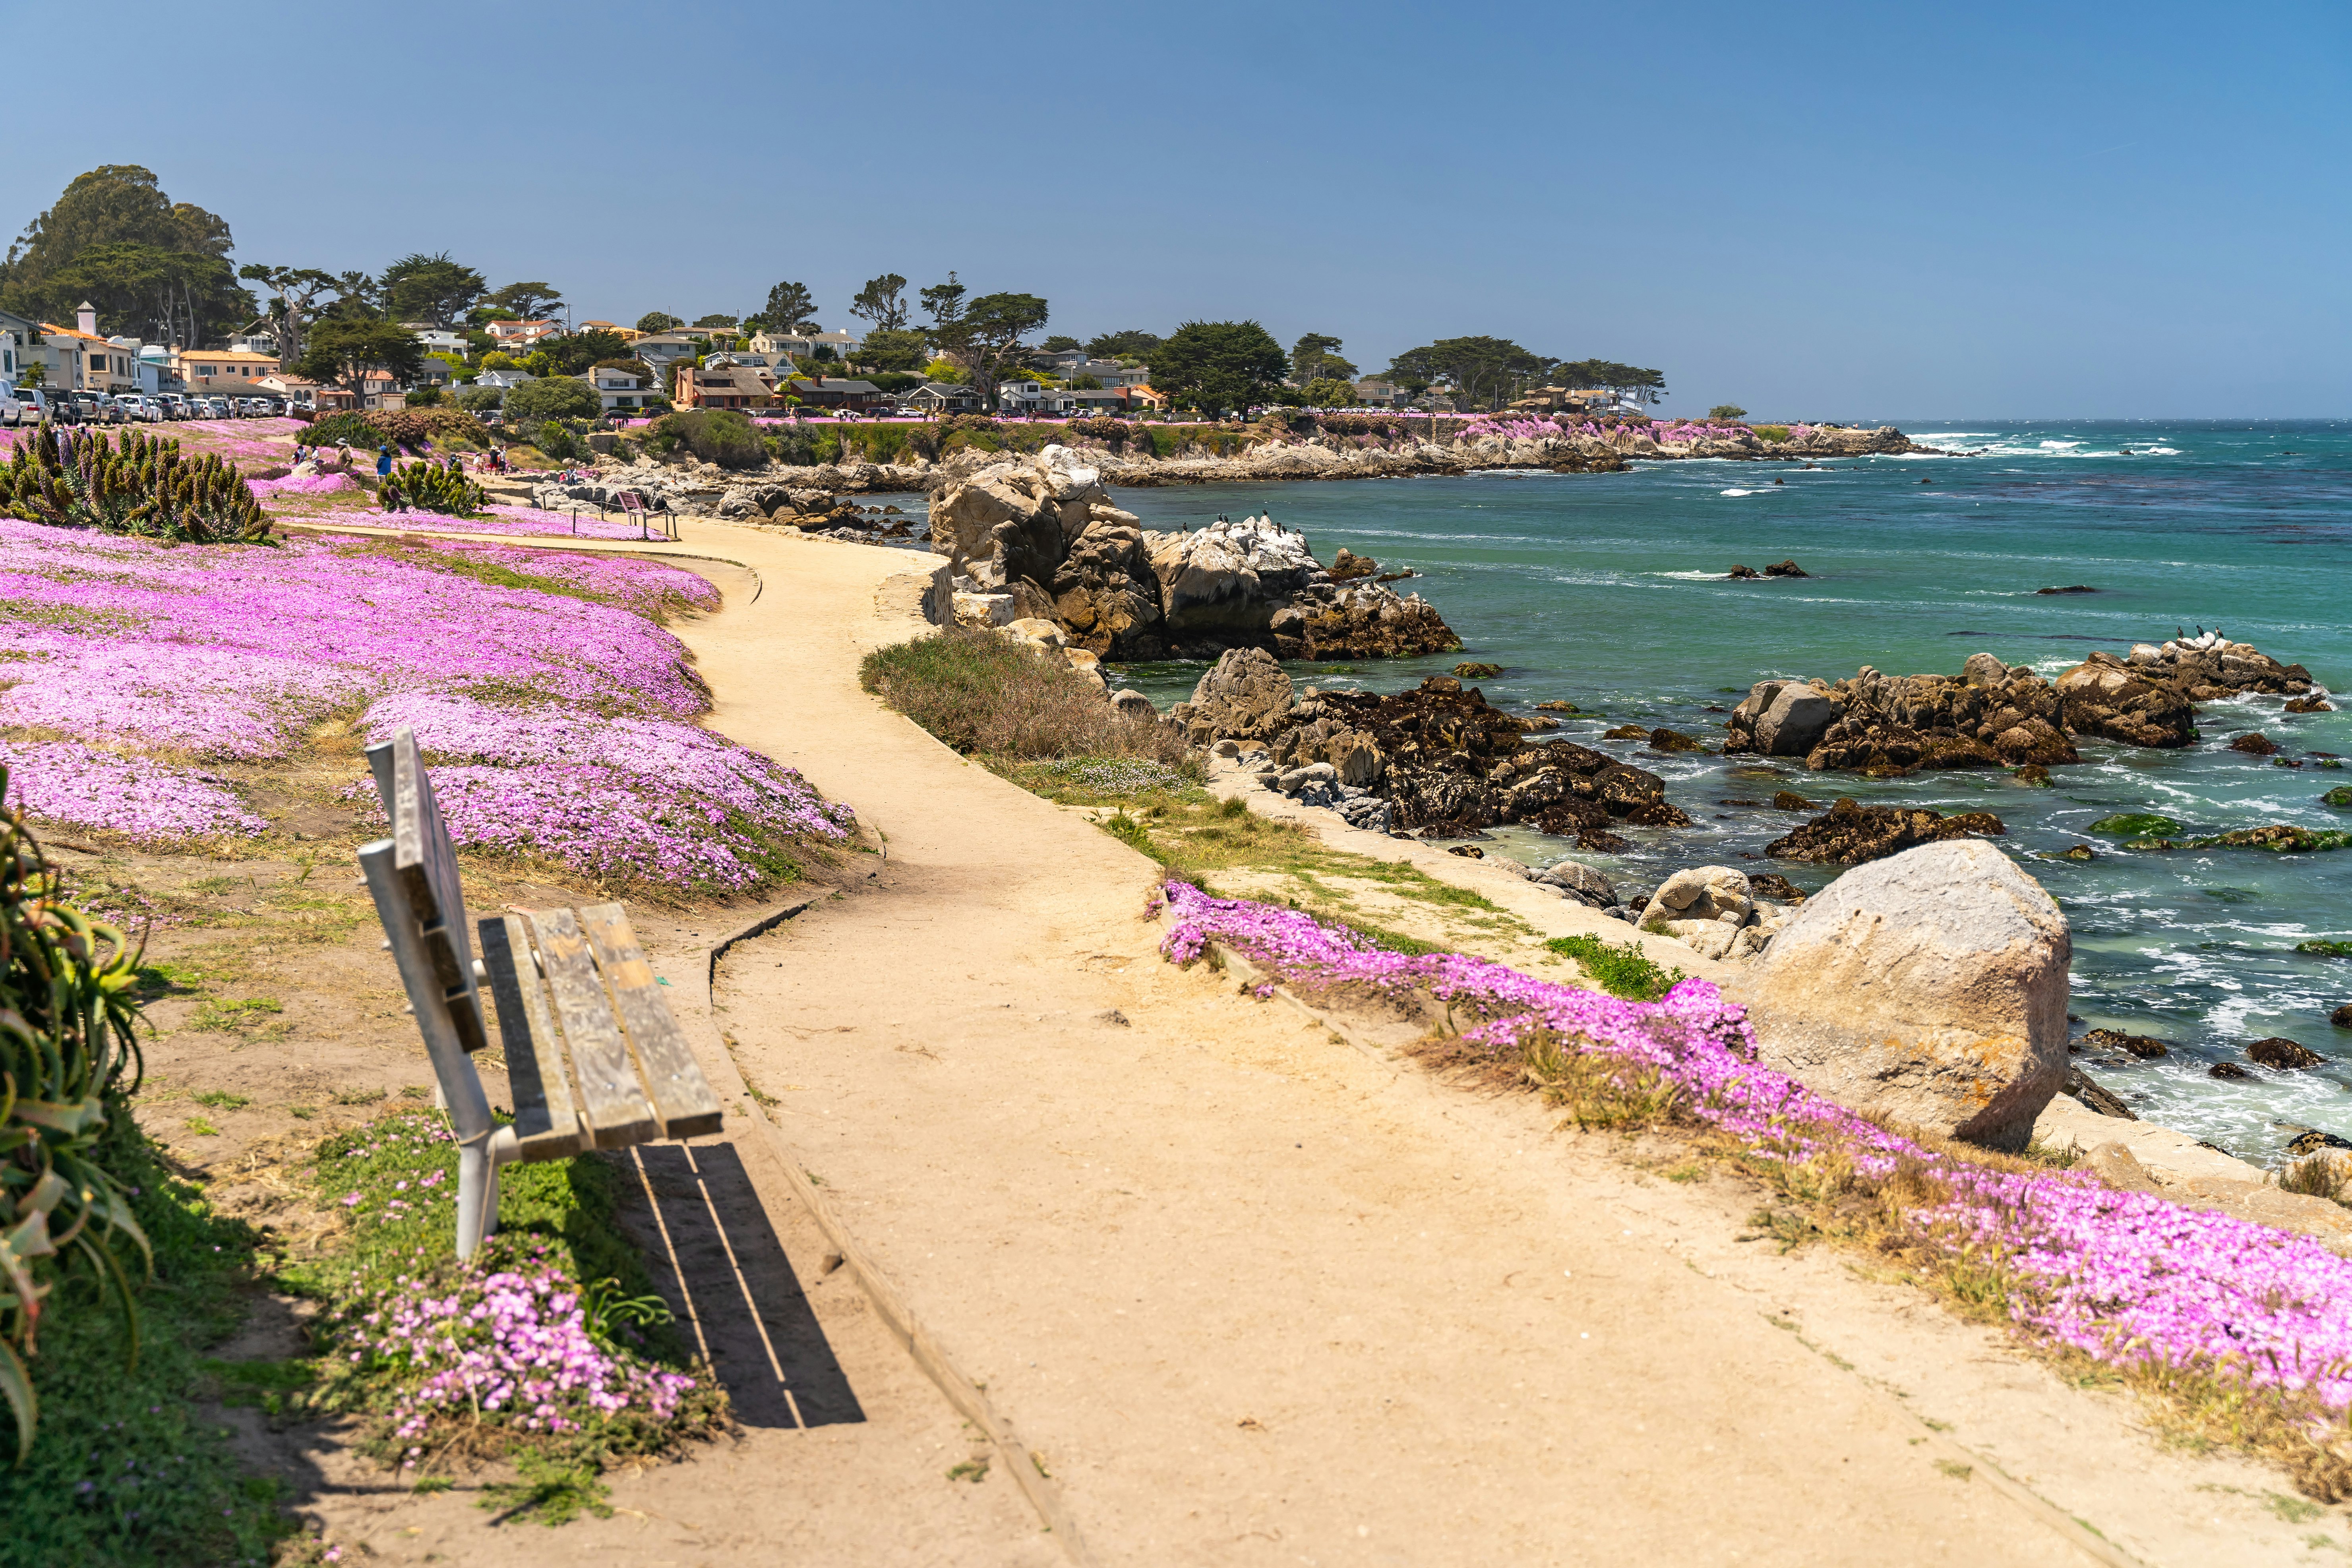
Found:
[579,903,724,1140]
[529,907,658,1148]
[477,915,583,1161]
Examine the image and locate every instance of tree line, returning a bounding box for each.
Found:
[0,166,1671,419]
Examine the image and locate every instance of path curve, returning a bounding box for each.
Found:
[335,517,2323,1564]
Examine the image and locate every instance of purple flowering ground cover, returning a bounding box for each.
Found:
[0,518,850,893]
[1158,880,2352,1487]
[286,1109,727,1521]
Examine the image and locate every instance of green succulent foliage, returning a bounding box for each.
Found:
[378,460,485,517]
[0,765,154,1460]
[0,423,270,544]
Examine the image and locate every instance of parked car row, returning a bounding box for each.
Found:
[0,388,305,427]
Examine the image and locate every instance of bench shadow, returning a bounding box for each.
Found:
[621,1142,866,1429]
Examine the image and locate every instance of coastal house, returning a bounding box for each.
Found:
[1064,385,1138,414]
[257,373,326,405]
[0,307,35,386]
[579,320,642,343]
[310,368,403,410]
[997,380,1076,415]
[472,368,538,391]
[676,361,774,410]
[229,327,279,356]
[632,332,706,374]
[588,365,649,412]
[1035,350,1150,389]
[178,344,283,387]
[484,319,566,348]
[409,326,467,356]
[40,305,148,392]
[1351,379,1406,407]
[898,381,984,414]
[785,376,886,412]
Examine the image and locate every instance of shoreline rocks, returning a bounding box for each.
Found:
[1725,639,2321,778]
[1765,797,2007,866]
[927,449,1461,662]
[1183,665,1696,847]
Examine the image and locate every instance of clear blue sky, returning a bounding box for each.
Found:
[9,1,2345,418]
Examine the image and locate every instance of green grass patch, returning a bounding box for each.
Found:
[1544,933,1690,1001]
[8,1114,298,1568]
[277,1109,725,1525]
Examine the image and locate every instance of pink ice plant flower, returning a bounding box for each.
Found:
[336,1264,695,1440]
[1156,881,2352,1415]
[0,520,848,885]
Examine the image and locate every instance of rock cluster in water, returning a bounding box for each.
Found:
[1764,797,2008,865]
[1725,642,2320,777]
[1180,655,1692,850]
[927,448,1460,661]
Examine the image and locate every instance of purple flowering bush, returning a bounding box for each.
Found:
[1159,881,2352,1492]
[297,1111,726,1519]
[0,519,851,890]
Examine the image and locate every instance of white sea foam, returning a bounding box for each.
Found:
[1718,488,1770,496]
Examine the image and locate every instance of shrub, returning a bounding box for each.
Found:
[1707,404,1748,420]
[0,764,153,1458]
[405,385,445,407]
[646,408,765,468]
[859,629,1185,763]
[1752,425,1790,443]
[767,424,821,466]
[304,411,377,448]
[0,424,271,543]
[459,386,503,412]
[506,376,603,424]
[379,461,486,516]
[535,420,583,460]
[1543,932,1688,1001]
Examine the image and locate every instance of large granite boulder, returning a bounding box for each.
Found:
[1740,840,2071,1149]
[1147,513,1321,639]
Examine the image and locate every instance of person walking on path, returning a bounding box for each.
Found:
[376,443,395,478]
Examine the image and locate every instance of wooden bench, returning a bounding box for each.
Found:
[358,728,723,1257]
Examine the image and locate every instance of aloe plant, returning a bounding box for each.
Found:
[0,423,270,544]
[0,763,152,1460]
[378,460,485,517]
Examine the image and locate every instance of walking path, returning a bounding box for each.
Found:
[302,518,2332,1564]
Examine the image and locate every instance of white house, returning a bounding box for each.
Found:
[484,319,566,348]
[588,366,649,412]
[229,328,279,356]
[632,332,704,372]
[996,381,1075,415]
[472,368,538,391]
[411,327,467,356]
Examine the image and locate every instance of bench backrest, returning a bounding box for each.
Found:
[363,729,486,1053]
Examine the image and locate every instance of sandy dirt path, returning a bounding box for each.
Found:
[294,519,2339,1564]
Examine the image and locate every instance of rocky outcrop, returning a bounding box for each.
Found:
[1740,840,2071,1150]
[927,449,1460,662]
[1183,649,1297,742]
[1731,640,2321,778]
[1190,674,1694,846]
[1765,797,2007,865]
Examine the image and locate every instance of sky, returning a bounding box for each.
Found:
[4,0,2345,419]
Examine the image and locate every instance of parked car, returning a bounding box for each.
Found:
[114,393,160,422]
[19,388,68,424]
[154,393,187,420]
[66,390,116,424]
[199,397,230,418]
[0,386,23,427]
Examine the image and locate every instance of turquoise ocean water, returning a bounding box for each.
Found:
[1095,420,2352,1161]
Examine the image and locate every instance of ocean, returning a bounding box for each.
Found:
[1097,419,2352,1163]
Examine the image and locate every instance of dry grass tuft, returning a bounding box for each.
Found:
[859,629,1185,763]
